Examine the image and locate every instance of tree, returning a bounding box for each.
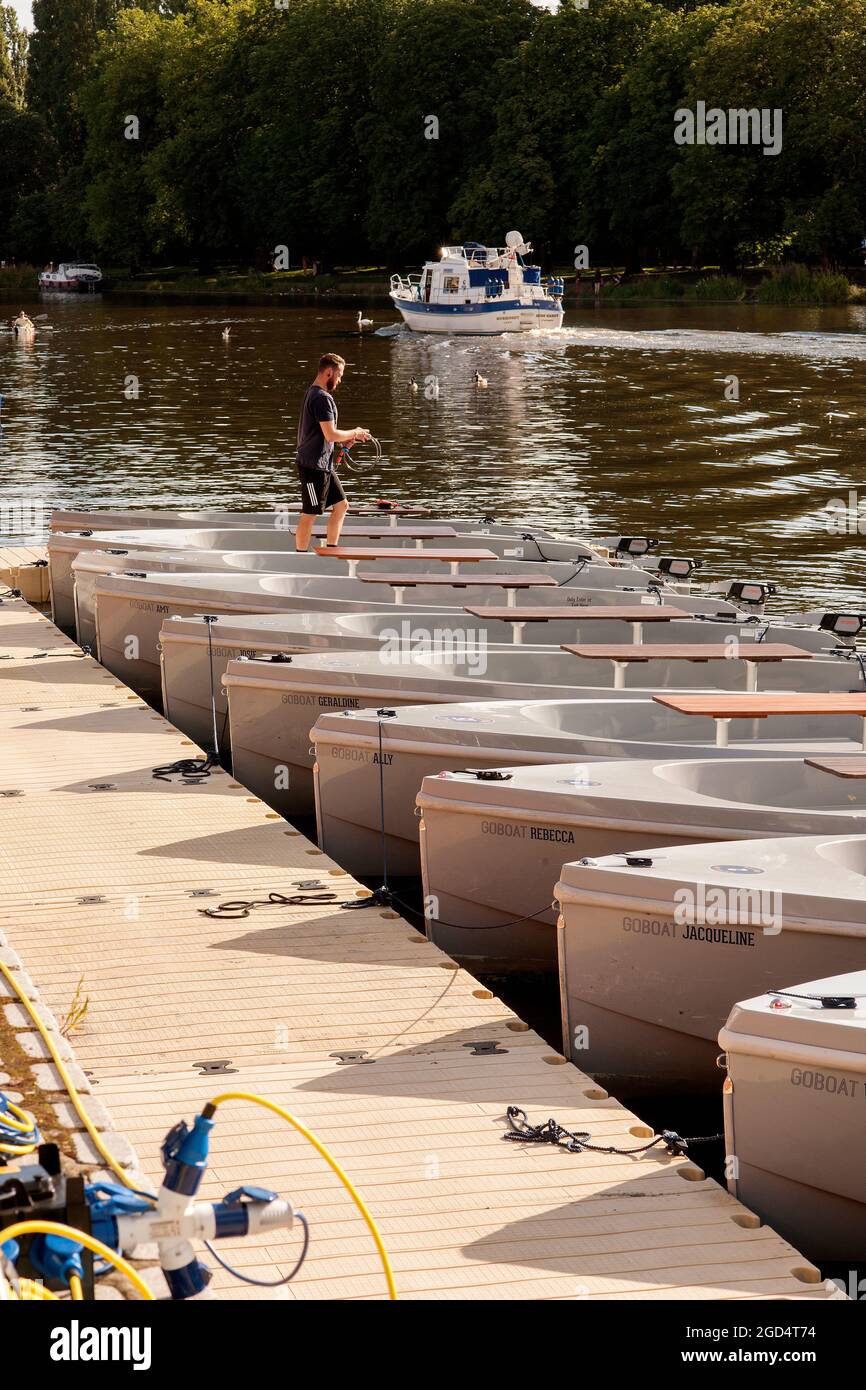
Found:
[79,5,185,266]
[585,4,722,270]
[362,0,537,261]
[27,1,161,157]
[223,0,402,268]
[0,108,62,258]
[453,0,653,265]
[672,0,866,266]
[1,5,28,107]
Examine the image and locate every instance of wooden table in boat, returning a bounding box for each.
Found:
[315,545,497,579]
[361,571,557,607]
[805,755,866,778]
[654,692,866,749]
[312,524,457,549]
[463,602,690,643]
[562,642,811,691]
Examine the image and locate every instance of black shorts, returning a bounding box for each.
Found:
[298,468,346,515]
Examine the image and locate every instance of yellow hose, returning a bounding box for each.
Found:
[208,1091,398,1301]
[0,1096,40,1157]
[1,965,397,1300]
[69,1273,83,1301]
[1,1221,154,1300]
[0,959,153,1196]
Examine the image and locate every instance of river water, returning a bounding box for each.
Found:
[1,293,865,607]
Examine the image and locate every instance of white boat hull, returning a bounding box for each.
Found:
[722,951,866,1263]
[312,696,866,878]
[391,298,564,335]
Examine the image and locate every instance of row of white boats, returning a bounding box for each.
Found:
[41,504,866,1262]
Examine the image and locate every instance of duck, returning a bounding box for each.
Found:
[221,327,231,342]
[357,312,374,331]
[409,378,419,393]
[473,371,488,388]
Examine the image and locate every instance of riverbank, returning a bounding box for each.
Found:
[4,262,863,308]
[102,263,866,309]
[108,265,394,302]
[598,265,864,307]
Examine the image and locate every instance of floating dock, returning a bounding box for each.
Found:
[0,582,843,1300]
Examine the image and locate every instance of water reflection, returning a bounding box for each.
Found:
[0,294,864,606]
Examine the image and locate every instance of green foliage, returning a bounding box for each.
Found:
[692,274,746,300]
[0,263,38,287]
[364,0,536,258]
[1,5,28,107]
[672,0,866,266]
[602,275,685,299]
[5,0,866,276]
[755,263,852,305]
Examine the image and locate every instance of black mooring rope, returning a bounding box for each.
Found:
[503,1106,722,1157]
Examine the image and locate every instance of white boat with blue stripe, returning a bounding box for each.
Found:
[390,231,564,335]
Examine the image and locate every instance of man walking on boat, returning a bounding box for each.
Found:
[294,352,370,552]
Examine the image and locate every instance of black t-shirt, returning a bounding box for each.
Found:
[295,384,337,472]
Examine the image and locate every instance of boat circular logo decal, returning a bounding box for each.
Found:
[710,864,765,875]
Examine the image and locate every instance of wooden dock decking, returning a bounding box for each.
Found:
[0,587,843,1301]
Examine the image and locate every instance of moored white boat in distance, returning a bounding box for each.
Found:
[390,231,564,334]
[39,261,103,291]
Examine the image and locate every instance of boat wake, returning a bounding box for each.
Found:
[521,324,866,361]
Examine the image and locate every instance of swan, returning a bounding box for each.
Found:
[357,312,374,330]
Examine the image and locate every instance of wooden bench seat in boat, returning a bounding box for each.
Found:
[360,571,557,605]
[311,524,457,543]
[314,545,497,577]
[562,641,811,690]
[464,603,690,642]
